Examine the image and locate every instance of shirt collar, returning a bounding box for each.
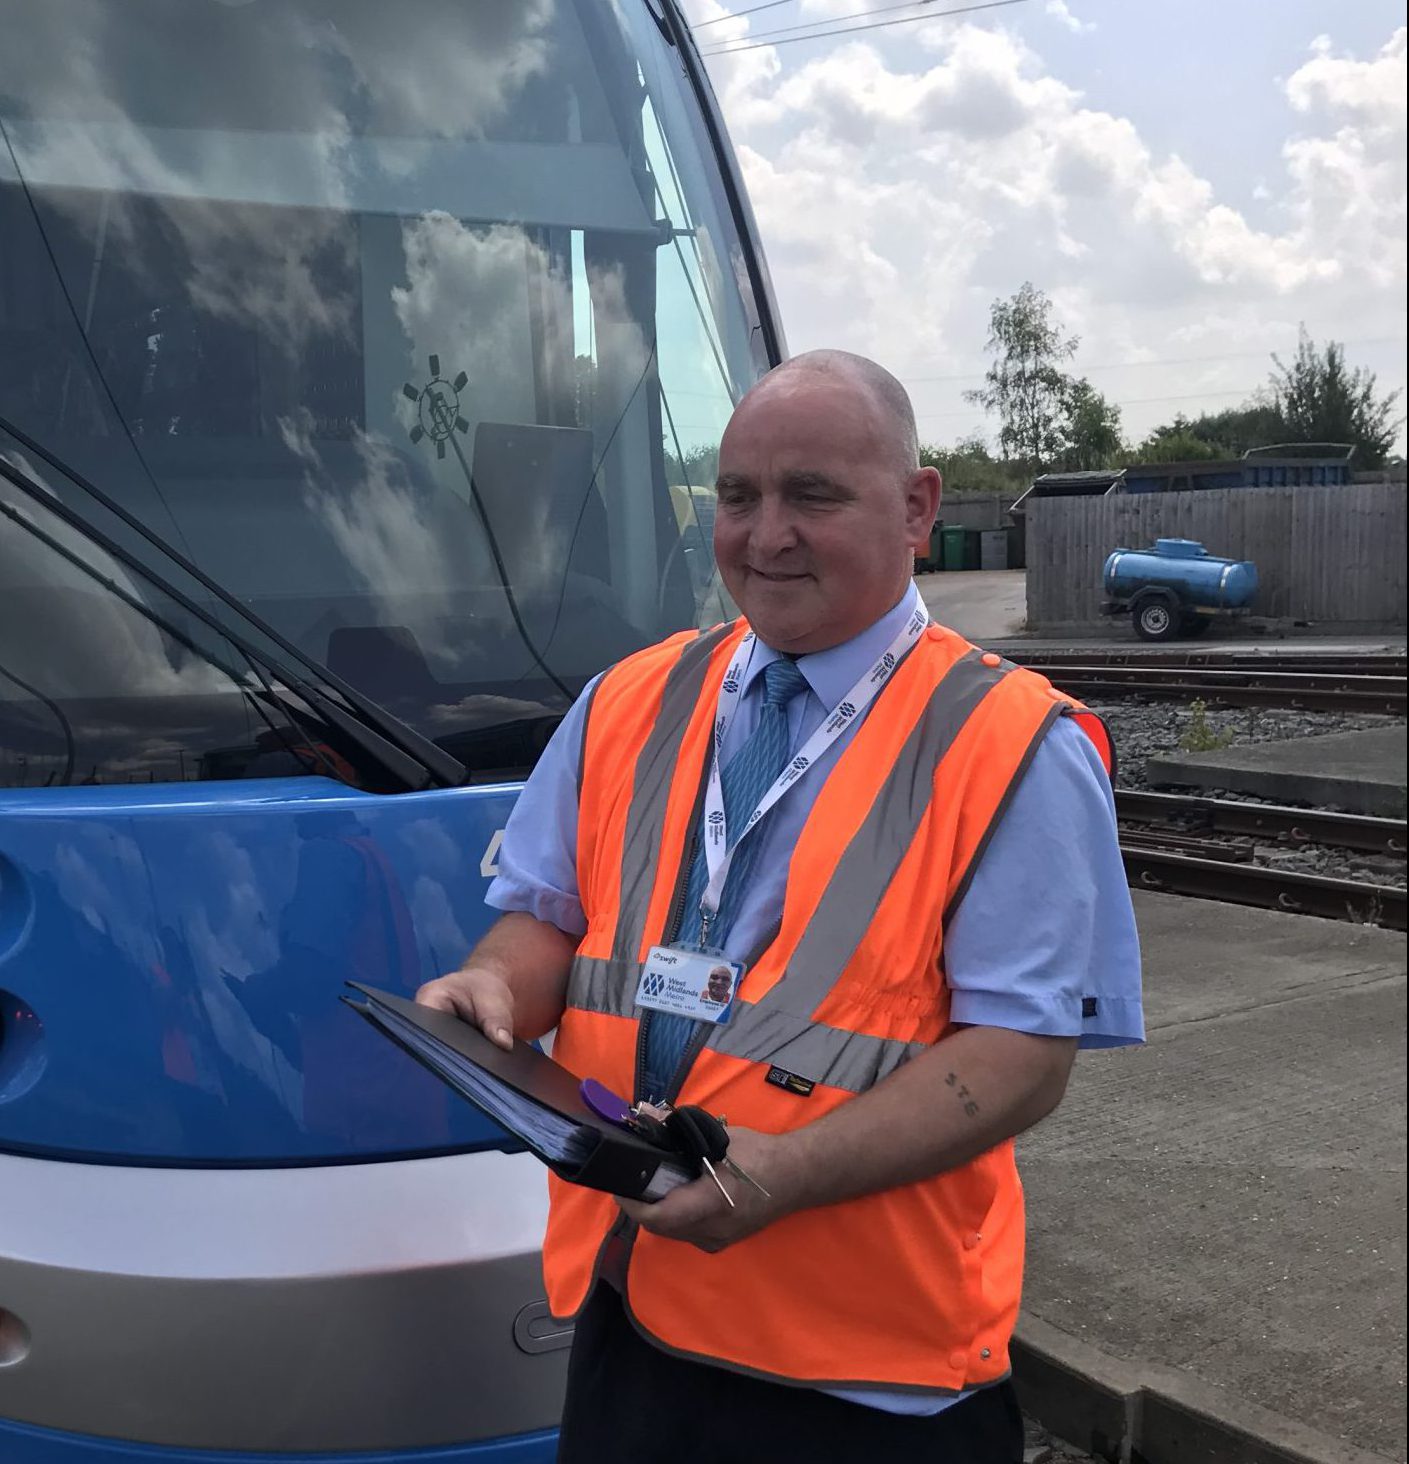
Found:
[741,582,926,709]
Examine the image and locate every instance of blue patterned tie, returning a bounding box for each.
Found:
[641,657,811,1100]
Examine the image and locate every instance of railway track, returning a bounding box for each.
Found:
[1004,651,1408,924]
[1119,845,1406,931]
[1007,652,1400,714]
[1115,789,1407,855]
[1008,656,1405,714]
[1116,790,1407,930]
[1010,649,1407,676]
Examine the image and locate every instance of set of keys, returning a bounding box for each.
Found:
[630,1100,771,1209]
[578,1078,770,1208]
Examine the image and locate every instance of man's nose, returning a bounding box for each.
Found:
[750,496,800,556]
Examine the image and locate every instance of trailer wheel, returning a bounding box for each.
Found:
[1132,591,1181,642]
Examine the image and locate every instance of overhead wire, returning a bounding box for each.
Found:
[692,0,799,28]
[701,0,1031,55]
[707,0,976,47]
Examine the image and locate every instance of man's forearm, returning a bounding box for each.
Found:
[462,911,577,1038]
[773,1026,1078,1213]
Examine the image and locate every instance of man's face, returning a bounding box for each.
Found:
[705,968,732,1003]
[713,374,940,654]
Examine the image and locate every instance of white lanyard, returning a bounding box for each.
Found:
[697,595,930,941]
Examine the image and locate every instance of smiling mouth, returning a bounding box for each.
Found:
[748,568,810,583]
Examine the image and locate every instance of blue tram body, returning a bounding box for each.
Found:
[0,0,783,1456]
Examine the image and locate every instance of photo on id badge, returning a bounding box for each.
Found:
[703,964,735,1013]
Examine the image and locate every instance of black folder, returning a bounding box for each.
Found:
[342,982,693,1201]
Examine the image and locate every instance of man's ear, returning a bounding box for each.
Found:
[905,465,942,549]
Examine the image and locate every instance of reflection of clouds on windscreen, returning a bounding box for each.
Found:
[178,201,358,355]
[4,0,560,358]
[392,213,570,426]
[424,693,557,730]
[12,115,358,355]
[316,0,557,141]
[0,459,234,700]
[391,211,653,424]
[5,4,358,352]
[280,411,458,659]
[6,1,559,143]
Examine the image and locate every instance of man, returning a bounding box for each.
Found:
[703,965,734,1009]
[419,351,1143,1464]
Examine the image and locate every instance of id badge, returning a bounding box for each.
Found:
[635,944,743,1025]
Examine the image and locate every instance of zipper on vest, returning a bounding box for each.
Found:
[633,784,707,1106]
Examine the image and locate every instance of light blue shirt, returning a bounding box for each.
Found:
[487,585,1144,1412]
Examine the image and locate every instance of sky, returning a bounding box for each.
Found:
[683,0,1408,456]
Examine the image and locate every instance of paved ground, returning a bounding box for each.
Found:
[916,569,1028,642]
[913,571,1407,655]
[1018,890,1407,1461]
[1148,724,1408,817]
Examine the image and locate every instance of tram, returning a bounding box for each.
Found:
[0,1,782,1457]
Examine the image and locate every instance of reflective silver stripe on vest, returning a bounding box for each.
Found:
[774,649,1008,1016]
[711,1000,928,1093]
[564,956,924,1094]
[566,953,640,1015]
[611,623,737,965]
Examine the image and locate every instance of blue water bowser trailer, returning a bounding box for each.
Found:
[1102,538,1259,641]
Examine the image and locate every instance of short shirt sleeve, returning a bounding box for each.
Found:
[483,677,596,938]
[944,714,1145,1048]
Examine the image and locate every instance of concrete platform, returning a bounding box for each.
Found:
[1018,890,1407,1462]
[1146,724,1408,816]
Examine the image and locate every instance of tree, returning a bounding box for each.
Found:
[1055,379,1124,470]
[1174,401,1286,456]
[663,440,719,486]
[1269,329,1402,468]
[965,283,1077,468]
[1128,420,1225,464]
[919,436,1029,496]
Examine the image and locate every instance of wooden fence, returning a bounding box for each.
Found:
[937,493,1011,532]
[1026,483,1408,629]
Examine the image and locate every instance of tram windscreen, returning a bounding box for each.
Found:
[0,0,769,787]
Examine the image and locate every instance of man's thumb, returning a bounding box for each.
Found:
[474,988,516,1050]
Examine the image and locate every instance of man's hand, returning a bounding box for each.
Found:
[413,912,578,1049]
[415,967,517,1051]
[616,1128,800,1253]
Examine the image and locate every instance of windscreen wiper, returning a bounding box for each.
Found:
[0,418,468,791]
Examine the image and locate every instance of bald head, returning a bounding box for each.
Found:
[743,350,920,477]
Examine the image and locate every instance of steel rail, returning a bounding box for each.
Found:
[1115,789,1408,856]
[1120,845,1407,931]
[1010,650,1407,675]
[1116,828,1251,861]
[1052,676,1404,715]
[1037,664,1402,694]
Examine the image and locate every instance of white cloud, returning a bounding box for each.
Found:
[1045,1,1095,35]
[701,21,1407,448]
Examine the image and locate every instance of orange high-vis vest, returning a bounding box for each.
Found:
[544,617,1113,1396]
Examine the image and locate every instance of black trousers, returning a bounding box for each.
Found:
[556,1284,1024,1464]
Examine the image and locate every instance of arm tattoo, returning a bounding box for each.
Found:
[945,1070,981,1119]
